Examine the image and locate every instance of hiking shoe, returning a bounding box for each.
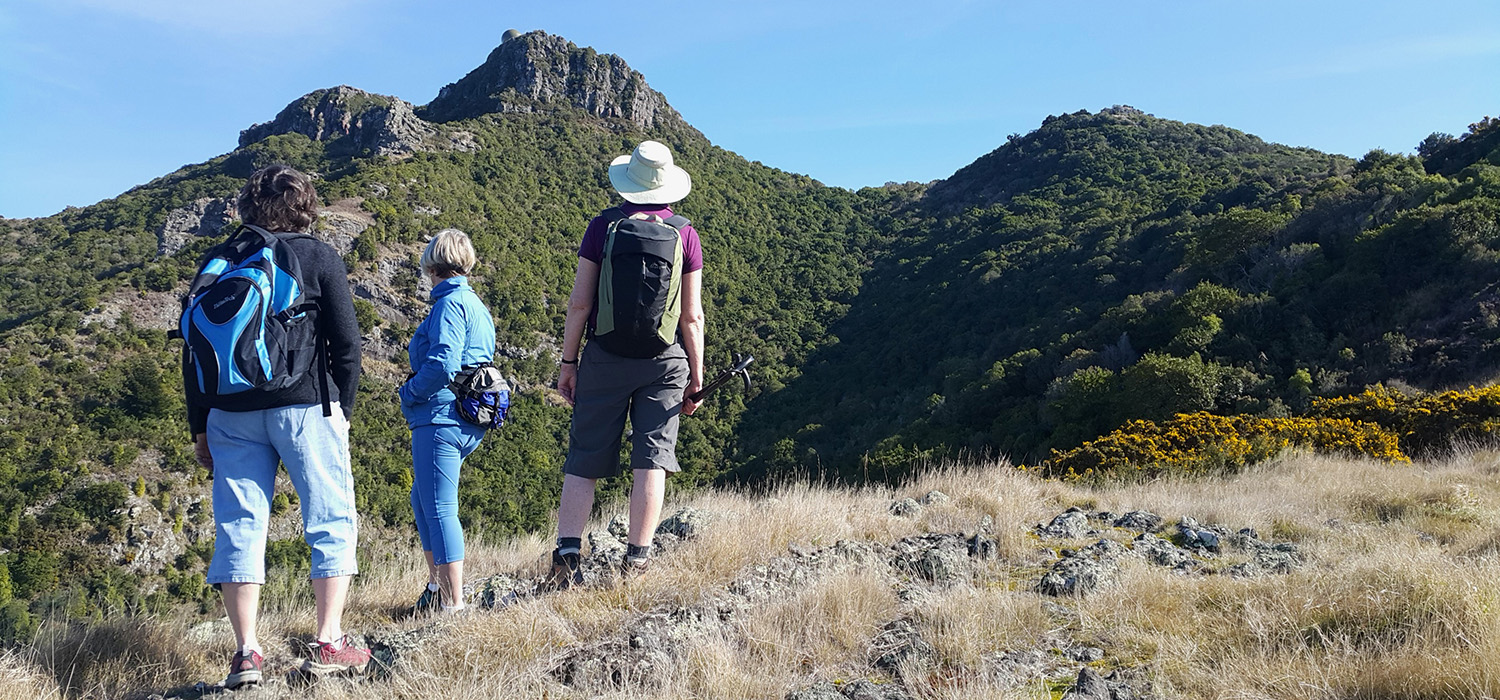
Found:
[301,634,371,676]
[621,556,650,578]
[412,584,441,616]
[543,548,583,591]
[224,649,263,689]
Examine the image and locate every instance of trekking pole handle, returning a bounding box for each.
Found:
[687,354,754,404]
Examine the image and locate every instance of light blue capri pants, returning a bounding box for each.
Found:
[205,403,359,584]
[409,421,485,564]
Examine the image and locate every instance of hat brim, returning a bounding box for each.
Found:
[608,155,692,205]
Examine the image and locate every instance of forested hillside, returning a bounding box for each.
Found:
[733,108,1500,480]
[0,28,1495,640]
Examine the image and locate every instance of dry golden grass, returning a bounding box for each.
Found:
[17,450,1500,699]
[0,649,61,700]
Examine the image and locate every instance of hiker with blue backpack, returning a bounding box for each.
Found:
[399,228,506,615]
[179,165,370,688]
[547,140,706,588]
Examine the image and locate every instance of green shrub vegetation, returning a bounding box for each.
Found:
[0,67,1496,630]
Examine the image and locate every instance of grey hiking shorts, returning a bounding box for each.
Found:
[563,342,689,479]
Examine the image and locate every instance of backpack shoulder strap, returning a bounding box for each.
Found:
[663,215,690,230]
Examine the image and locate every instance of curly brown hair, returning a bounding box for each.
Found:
[236,164,319,232]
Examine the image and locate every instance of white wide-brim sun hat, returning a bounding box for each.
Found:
[608,140,692,205]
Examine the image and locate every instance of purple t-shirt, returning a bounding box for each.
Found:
[578,203,703,271]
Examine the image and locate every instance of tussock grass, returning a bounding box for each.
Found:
[0,649,60,700]
[18,451,1500,698]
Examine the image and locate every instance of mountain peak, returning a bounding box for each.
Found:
[420,30,681,130]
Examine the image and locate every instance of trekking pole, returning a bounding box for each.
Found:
[685,354,753,409]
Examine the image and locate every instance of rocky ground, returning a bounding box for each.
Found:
[10,453,1500,700]
[143,493,1312,700]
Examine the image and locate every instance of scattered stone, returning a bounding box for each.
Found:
[1062,667,1113,700]
[586,530,627,582]
[841,678,913,700]
[891,533,971,584]
[366,625,429,670]
[1061,666,1155,700]
[889,498,922,517]
[984,648,1054,685]
[1176,517,1225,553]
[1226,547,1303,578]
[555,609,702,690]
[1131,533,1191,568]
[1090,510,1117,523]
[1037,539,1130,597]
[978,513,995,534]
[656,507,709,539]
[651,531,683,555]
[1038,508,1092,539]
[920,490,950,506]
[185,618,232,645]
[786,681,845,700]
[1042,601,1080,623]
[1113,510,1163,533]
[968,532,999,560]
[1066,645,1106,663]
[608,514,629,540]
[871,618,936,676]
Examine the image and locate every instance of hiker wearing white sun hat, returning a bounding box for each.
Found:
[547,139,705,588]
[608,140,693,204]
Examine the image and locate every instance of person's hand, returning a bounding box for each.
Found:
[559,363,578,406]
[193,433,214,474]
[681,378,703,416]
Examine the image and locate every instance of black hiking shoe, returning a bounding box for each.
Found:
[543,548,583,591]
[411,584,441,617]
[621,554,650,579]
[224,649,263,689]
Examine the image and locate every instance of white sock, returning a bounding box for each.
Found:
[315,635,344,649]
[441,601,466,613]
[427,582,441,593]
[238,643,263,655]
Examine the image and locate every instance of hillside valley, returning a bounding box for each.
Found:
[0,29,1497,692]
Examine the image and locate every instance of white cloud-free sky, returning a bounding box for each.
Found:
[1,0,1497,218]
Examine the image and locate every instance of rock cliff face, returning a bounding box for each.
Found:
[238,86,473,156]
[421,31,682,130]
[156,196,235,256]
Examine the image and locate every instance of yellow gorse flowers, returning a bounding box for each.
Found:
[1033,412,1406,481]
[1311,384,1500,456]
[1029,384,1500,481]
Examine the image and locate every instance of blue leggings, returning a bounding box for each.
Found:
[410,422,484,564]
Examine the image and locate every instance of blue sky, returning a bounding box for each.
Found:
[2,0,1497,219]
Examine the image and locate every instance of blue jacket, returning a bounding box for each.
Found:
[400,277,497,428]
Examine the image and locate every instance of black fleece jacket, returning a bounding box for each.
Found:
[184,233,362,435]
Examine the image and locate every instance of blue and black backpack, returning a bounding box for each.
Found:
[449,363,511,430]
[175,224,327,413]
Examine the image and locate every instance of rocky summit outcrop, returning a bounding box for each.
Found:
[238,86,475,156]
[421,30,683,131]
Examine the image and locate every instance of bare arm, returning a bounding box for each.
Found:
[678,269,705,415]
[558,257,600,405]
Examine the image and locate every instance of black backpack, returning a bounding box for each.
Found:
[592,208,690,359]
[175,224,328,413]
